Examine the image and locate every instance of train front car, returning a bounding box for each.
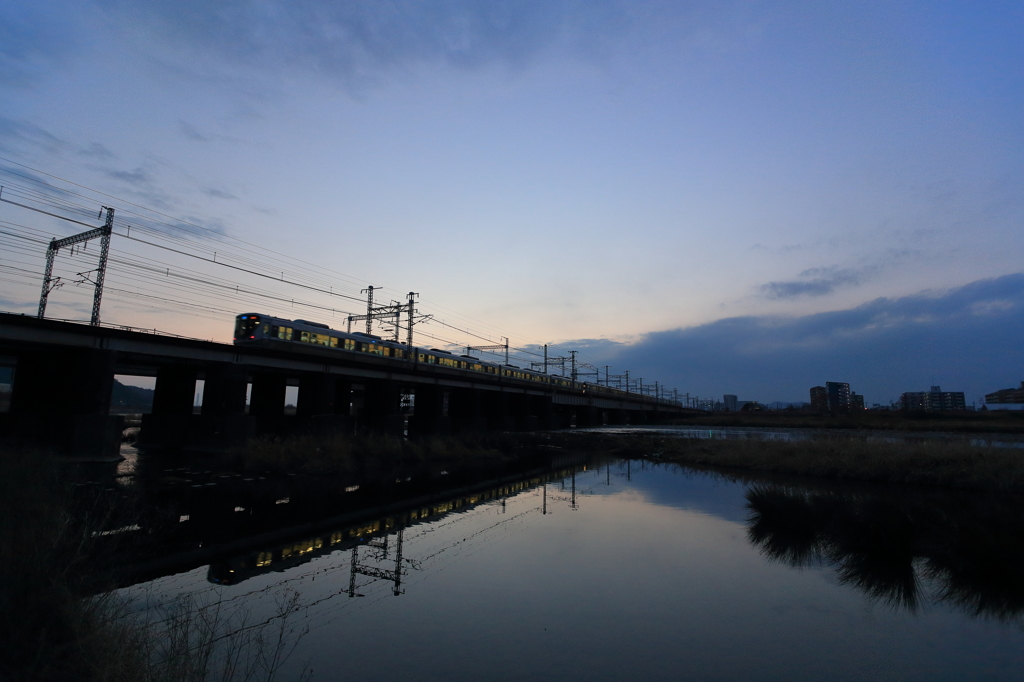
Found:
[234,313,264,343]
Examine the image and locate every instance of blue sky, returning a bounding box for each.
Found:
[1,1,1022,404]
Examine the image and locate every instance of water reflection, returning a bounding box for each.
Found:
[745,482,1024,621]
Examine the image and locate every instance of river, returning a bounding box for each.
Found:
[109,448,1024,681]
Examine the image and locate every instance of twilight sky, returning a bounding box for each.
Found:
[1,1,1022,405]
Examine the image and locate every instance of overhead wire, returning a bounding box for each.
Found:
[0,162,679,396]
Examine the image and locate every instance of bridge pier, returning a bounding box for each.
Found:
[5,348,122,458]
[138,366,196,450]
[297,374,352,434]
[450,388,487,433]
[194,363,251,449]
[530,395,556,430]
[408,385,451,437]
[362,379,404,435]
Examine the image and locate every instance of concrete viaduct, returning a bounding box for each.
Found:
[0,312,685,457]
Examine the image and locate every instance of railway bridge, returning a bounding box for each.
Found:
[0,312,686,457]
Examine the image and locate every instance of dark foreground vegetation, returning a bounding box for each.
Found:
[0,448,311,682]
[670,409,1024,434]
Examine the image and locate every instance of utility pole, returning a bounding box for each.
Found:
[361,286,375,335]
[406,292,418,346]
[624,370,630,393]
[569,350,578,384]
[603,366,611,387]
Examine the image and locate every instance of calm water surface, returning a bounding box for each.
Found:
[122,459,1024,681]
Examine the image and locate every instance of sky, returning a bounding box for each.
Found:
[1,0,1022,405]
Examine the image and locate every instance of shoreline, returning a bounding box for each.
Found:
[551,431,1024,494]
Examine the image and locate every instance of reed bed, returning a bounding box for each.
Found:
[669,410,1024,434]
[0,447,310,681]
[592,434,1024,493]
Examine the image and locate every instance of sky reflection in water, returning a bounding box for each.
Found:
[128,461,1024,681]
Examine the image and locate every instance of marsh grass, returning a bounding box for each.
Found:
[0,447,312,681]
[669,410,1024,434]
[570,433,1024,493]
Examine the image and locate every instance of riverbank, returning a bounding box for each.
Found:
[562,432,1024,493]
[668,410,1024,433]
[0,448,313,681]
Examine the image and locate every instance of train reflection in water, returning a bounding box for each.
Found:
[207,466,584,592]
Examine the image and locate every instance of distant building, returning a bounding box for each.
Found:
[809,386,827,412]
[985,382,1024,405]
[826,382,851,413]
[851,392,865,411]
[723,394,738,412]
[899,386,966,411]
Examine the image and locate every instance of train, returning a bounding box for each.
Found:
[233,312,670,404]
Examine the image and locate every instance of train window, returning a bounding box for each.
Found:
[329,337,338,348]
[427,355,436,364]
[344,339,355,351]
[300,331,310,343]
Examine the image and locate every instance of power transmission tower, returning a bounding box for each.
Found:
[569,350,578,383]
[348,529,416,597]
[348,286,408,340]
[531,345,570,375]
[37,206,114,324]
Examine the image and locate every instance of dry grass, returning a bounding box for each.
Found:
[670,410,1024,434]
[0,447,312,681]
[583,434,1024,493]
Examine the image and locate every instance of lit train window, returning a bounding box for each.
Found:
[330,337,338,348]
[300,331,310,343]
[344,339,355,351]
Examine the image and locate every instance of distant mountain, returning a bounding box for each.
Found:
[111,379,154,412]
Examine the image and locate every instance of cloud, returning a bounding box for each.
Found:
[101,166,154,186]
[178,120,208,142]
[580,274,1024,405]
[203,188,238,201]
[761,267,866,299]
[759,250,918,300]
[100,0,630,86]
[78,142,115,159]
[0,116,71,153]
[0,4,80,88]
